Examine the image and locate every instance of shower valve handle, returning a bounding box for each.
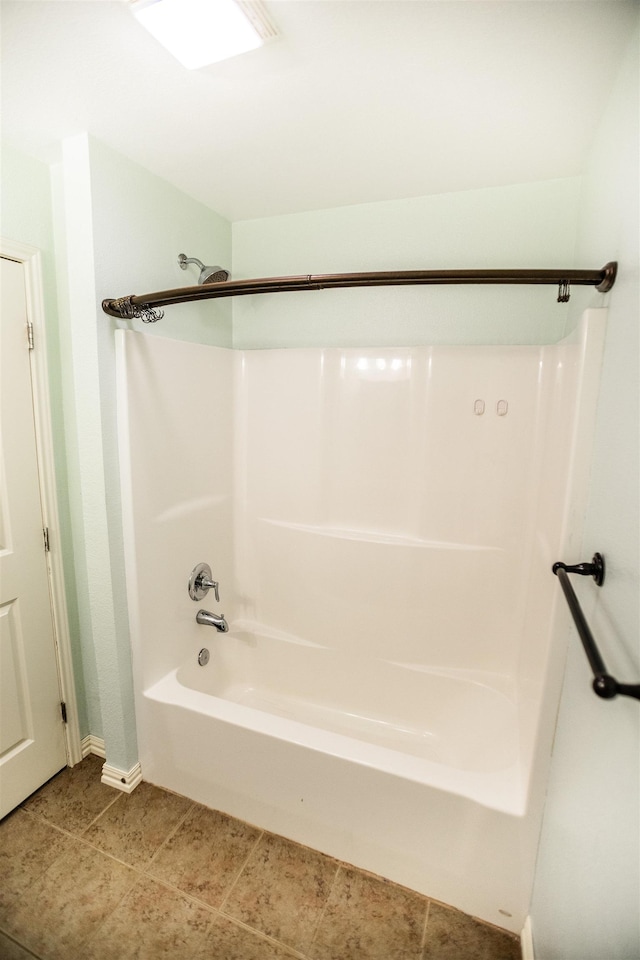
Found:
[199,576,219,602]
[188,563,220,602]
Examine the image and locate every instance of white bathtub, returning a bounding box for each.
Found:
[117,313,606,936]
[142,622,532,933]
[150,623,521,800]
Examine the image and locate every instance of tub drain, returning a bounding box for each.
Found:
[197,648,210,666]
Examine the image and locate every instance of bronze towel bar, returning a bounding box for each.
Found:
[553,554,640,702]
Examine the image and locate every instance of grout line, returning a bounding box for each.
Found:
[20,787,123,840]
[143,800,196,875]
[59,853,235,956]
[114,844,331,953]
[201,909,221,951]
[305,860,341,953]
[8,765,216,955]
[18,807,149,880]
[421,898,431,953]
[334,852,431,900]
[128,871,221,920]
[112,872,220,915]
[216,828,265,913]
[79,791,123,833]
[20,814,148,879]
[213,913,309,960]
[19,802,116,845]
[19,806,75,837]
[0,929,43,960]
[20,811,249,926]
[74,856,141,954]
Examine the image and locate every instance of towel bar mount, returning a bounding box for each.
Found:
[552,553,640,702]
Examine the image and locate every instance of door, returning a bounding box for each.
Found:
[0,256,67,818]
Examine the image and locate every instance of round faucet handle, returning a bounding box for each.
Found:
[188,562,220,602]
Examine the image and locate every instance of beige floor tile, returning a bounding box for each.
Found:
[83,875,214,960]
[309,865,428,960]
[0,836,137,960]
[147,803,261,908]
[83,781,193,868]
[20,755,117,835]
[8,765,524,960]
[0,931,40,960]
[223,833,338,954]
[196,915,301,960]
[0,809,74,907]
[423,902,520,960]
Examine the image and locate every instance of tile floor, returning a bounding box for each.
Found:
[0,755,521,960]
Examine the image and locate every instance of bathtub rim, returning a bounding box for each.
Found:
[145,663,529,817]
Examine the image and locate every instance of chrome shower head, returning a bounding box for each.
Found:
[178,253,230,285]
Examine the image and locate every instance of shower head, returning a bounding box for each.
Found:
[178,253,230,285]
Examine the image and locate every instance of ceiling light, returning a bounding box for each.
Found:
[130,0,277,69]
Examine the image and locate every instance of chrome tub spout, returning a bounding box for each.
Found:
[196,609,229,632]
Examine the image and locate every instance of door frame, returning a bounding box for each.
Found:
[2,237,82,766]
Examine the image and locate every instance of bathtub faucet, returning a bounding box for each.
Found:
[196,609,229,633]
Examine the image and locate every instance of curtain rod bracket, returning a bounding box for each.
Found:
[596,260,617,293]
[103,296,163,323]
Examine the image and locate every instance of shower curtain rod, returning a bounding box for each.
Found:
[102,261,618,321]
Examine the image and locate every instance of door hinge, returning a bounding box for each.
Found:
[60,702,68,724]
[43,527,50,552]
[27,320,34,350]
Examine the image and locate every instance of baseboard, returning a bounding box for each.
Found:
[81,735,142,794]
[81,735,106,759]
[101,761,143,794]
[521,917,535,960]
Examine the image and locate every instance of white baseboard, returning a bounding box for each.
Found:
[82,736,142,794]
[521,917,535,960]
[101,761,143,794]
[81,735,106,759]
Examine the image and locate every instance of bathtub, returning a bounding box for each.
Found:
[117,312,606,936]
[142,622,533,933]
[149,623,521,801]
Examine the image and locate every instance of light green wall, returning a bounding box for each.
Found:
[54,133,137,764]
[52,133,232,771]
[88,137,232,349]
[91,136,232,767]
[1,142,89,739]
[232,177,582,349]
[530,19,639,959]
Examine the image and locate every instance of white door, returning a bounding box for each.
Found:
[0,256,67,818]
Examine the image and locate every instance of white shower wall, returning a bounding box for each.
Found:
[237,346,546,683]
[119,313,603,741]
[117,333,236,691]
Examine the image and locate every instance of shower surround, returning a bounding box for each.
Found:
[116,310,605,933]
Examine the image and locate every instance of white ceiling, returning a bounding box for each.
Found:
[1,1,636,222]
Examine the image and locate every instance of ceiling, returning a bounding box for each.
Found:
[0,1,636,222]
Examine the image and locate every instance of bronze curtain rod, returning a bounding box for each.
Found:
[102,261,617,322]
